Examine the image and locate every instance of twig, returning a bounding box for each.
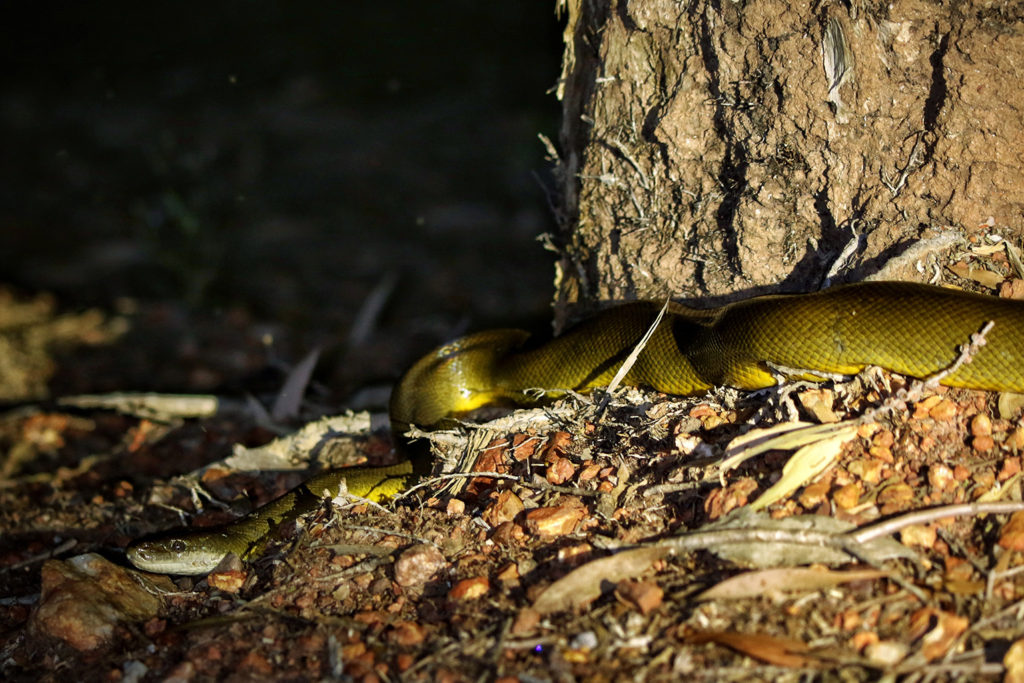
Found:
[605,138,650,190]
[643,478,713,497]
[864,232,963,283]
[394,470,523,500]
[57,392,223,420]
[881,130,925,197]
[846,501,1024,545]
[330,490,390,514]
[822,229,865,287]
[317,544,394,557]
[919,320,995,390]
[658,502,1024,563]
[331,523,435,547]
[986,561,1024,602]
[0,595,38,606]
[4,538,77,571]
[861,319,995,422]
[964,596,1024,635]
[311,556,393,582]
[892,662,1003,677]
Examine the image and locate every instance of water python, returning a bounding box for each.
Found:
[126,281,1024,574]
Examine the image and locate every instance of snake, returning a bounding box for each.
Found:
[126,281,1024,573]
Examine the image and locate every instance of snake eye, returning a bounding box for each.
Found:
[170,540,186,553]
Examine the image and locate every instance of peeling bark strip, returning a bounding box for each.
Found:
[553,0,1024,321]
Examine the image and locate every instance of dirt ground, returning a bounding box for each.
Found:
[5,279,1024,681]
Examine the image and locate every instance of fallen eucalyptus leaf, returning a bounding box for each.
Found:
[532,546,668,615]
[696,566,887,601]
[719,420,856,483]
[683,629,818,668]
[749,425,857,511]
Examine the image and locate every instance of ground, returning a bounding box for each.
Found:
[4,281,1024,681]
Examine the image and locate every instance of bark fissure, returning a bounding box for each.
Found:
[556,0,1024,316]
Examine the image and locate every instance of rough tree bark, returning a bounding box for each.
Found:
[551,0,1024,326]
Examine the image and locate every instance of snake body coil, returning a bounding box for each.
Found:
[128,281,1024,573]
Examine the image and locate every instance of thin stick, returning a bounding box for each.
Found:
[593,298,671,422]
[920,320,995,390]
[846,501,1024,545]
[606,298,670,396]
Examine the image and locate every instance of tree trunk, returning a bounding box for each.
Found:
[552,0,1024,326]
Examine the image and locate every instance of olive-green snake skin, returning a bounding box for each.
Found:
[127,281,1024,573]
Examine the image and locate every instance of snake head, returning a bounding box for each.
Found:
[127,529,239,575]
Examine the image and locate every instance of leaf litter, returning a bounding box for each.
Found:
[8,303,1024,679]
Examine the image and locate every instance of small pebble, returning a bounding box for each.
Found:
[971,414,993,437]
[865,641,909,667]
[929,398,958,422]
[393,544,446,587]
[569,631,598,651]
[448,576,490,601]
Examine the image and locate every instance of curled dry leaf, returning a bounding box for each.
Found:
[719,421,816,479]
[615,579,663,615]
[998,509,1024,551]
[749,425,858,511]
[909,607,969,661]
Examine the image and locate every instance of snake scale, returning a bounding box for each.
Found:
[127,281,1024,574]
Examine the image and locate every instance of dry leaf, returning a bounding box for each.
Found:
[910,608,969,661]
[719,421,815,478]
[750,425,858,511]
[696,566,886,601]
[947,261,1004,289]
[684,629,818,668]
[999,392,1024,420]
[719,420,857,485]
[532,546,668,614]
[615,579,663,615]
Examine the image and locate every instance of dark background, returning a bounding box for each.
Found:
[0,1,562,398]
